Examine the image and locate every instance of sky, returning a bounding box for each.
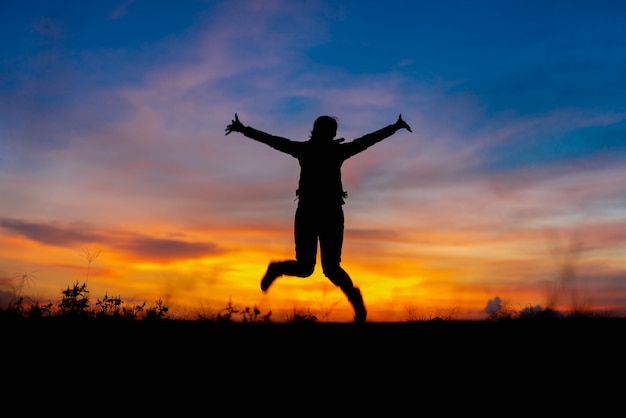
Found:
[2,0,626,322]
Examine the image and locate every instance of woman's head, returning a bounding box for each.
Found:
[310,116,338,142]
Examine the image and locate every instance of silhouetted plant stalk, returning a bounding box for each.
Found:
[1,271,42,318]
[95,293,146,320]
[217,298,271,323]
[81,248,100,283]
[59,281,90,318]
[9,271,37,304]
[288,308,317,323]
[145,298,168,320]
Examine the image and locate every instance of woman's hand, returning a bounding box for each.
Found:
[394,114,412,133]
[225,113,244,135]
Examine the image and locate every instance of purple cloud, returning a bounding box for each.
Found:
[0,217,223,263]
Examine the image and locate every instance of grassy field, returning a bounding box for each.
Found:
[3,315,623,413]
[3,279,624,411]
[5,315,624,363]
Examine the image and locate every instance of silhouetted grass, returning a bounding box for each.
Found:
[2,275,623,323]
[3,274,621,412]
[3,280,623,413]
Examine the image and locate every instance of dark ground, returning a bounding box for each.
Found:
[3,317,624,413]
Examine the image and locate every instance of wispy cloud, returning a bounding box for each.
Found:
[0,218,224,263]
[109,0,135,20]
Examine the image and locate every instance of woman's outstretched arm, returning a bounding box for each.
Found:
[343,114,412,157]
[225,113,297,154]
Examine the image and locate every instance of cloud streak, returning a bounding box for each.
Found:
[0,218,224,263]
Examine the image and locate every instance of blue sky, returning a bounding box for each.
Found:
[1,0,626,320]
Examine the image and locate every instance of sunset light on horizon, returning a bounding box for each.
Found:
[2,0,626,322]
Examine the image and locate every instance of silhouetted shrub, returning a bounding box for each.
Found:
[59,281,91,318]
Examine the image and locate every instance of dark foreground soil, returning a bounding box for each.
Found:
[4,317,625,412]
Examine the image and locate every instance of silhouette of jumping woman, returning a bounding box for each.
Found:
[225,113,412,323]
